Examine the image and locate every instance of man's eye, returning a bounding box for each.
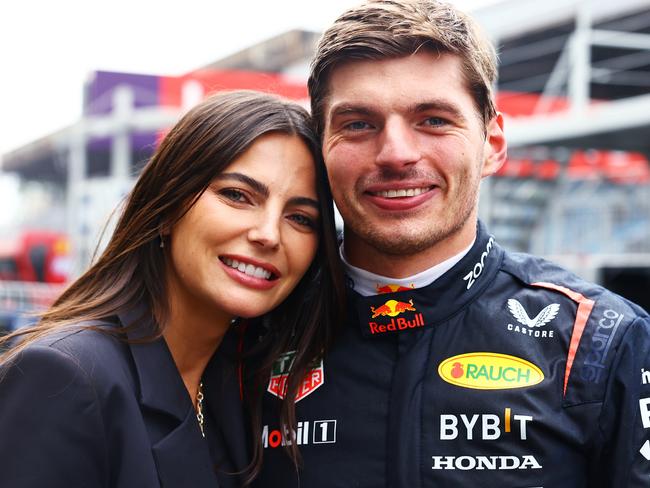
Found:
[220,189,248,203]
[345,121,371,131]
[423,117,447,127]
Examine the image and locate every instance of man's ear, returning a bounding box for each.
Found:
[481,112,507,177]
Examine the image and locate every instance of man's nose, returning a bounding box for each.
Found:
[375,118,421,169]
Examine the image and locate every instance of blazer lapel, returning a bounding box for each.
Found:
[204,326,250,472]
[151,408,220,488]
[118,306,220,487]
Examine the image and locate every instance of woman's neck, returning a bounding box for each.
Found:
[163,303,233,408]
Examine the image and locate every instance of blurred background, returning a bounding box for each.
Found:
[1,0,649,332]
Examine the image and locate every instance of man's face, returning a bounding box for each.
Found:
[322,51,505,276]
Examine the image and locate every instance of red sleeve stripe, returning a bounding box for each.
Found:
[532,282,595,397]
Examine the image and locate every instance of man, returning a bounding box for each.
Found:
[254,1,650,486]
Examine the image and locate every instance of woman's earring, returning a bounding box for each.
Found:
[159,234,165,249]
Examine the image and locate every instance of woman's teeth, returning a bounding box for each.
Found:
[222,257,272,280]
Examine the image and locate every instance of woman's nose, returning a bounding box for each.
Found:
[247,213,281,250]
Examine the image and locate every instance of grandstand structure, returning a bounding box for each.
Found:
[1,0,650,304]
[477,0,650,300]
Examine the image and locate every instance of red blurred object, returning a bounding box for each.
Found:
[0,231,71,283]
[160,69,309,107]
[495,91,650,184]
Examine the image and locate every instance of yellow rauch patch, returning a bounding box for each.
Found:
[438,352,544,390]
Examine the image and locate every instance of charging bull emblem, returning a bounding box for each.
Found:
[367,298,424,335]
[376,284,414,294]
[371,299,416,318]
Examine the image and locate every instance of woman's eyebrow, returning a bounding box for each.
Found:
[214,172,269,198]
[215,172,319,209]
[289,196,320,210]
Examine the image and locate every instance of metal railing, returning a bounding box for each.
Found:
[0,281,65,332]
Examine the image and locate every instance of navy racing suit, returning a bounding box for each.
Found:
[250,221,650,487]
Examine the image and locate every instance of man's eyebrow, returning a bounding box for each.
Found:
[329,103,378,119]
[328,100,467,122]
[412,100,466,122]
[213,172,269,198]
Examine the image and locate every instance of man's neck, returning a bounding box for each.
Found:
[341,238,474,296]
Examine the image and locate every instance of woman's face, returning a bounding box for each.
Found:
[166,133,320,323]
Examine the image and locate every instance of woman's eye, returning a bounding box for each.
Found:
[288,213,316,229]
[220,189,248,203]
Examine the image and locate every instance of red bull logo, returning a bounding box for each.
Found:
[367,298,424,335]
[371,299,416,318]
[376,284,414,294]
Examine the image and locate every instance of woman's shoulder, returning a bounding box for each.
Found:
[9,319,132,384]
[43,318,124,353]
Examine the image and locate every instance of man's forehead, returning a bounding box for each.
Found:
[322,52,472,118]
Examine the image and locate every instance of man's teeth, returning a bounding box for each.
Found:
[375,187,429,198]
[222,258,272,279]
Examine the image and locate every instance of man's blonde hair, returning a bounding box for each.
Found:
[308,0,498,135]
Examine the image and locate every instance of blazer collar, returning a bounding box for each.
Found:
[117,304,190,421]
[203,326,250,473]
[151,407,221,487]
[117,304,221,486]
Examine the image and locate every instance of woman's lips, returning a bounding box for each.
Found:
[219,255,280,290]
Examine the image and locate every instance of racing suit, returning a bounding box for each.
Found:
[251,221,650,487]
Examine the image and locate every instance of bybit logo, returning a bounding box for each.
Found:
[439,408,533,441]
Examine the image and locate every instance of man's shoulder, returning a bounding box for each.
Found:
[501,250,587,288]
[499,249,645,314]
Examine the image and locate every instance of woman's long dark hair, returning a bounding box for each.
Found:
[0,90,346,480]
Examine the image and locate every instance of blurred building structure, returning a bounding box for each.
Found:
[1,64,309,275]
[477,0,650,297]
[1,1,650,309]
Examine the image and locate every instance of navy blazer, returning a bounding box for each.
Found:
[0,308,249,487]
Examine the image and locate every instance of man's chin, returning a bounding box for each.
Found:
[356,228,445,257]
[344,214,473,258]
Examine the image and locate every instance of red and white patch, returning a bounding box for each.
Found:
[267,351,324,402]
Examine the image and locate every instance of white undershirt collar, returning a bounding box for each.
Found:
[340,239,475,297]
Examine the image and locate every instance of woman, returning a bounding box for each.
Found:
[0,90,345,487]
